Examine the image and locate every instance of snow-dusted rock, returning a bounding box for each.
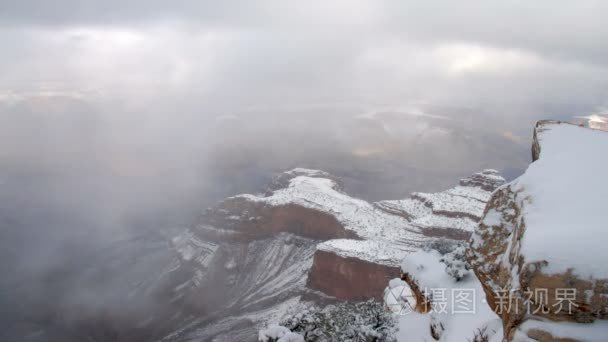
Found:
[376,169,505,239]
[229,174,422,242]
[306,248,401,300]
[264,168,342,194]
[164,232,317,341]
[201,167,502,303]
[469,120,608,341]
[316,239,411,266]
[458,169,505,192]
[172,229,218,269]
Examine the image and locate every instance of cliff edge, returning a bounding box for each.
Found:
[469,120,608,341]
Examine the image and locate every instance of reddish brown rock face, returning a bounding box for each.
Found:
[399,271,431,313]
[306,250,400,301]
[420,227,471,241]
[205,198,359,241]
[260,204,359,240]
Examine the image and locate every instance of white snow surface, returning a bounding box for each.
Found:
[445,185,493,203]
[515,123,608,278]
[401,249,454,291]
[392,250,501,341]
[513,318,608,342]
[259,325,304,342]
[317,239,414,266]
[384,279,417,314]
[411,215,477,232]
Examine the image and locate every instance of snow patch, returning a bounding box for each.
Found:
[517,123,608,278]
[317,239,412,266]
[259,325,304,342]
[395,249,500,341]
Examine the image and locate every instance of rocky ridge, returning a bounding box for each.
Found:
[375,169,504,240]
[200,167,504,303]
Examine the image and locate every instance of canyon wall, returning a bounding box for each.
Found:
[306,250,400,300]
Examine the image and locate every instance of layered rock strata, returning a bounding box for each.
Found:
[202,167,503,301]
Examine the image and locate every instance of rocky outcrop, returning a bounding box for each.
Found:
[575,114,608,131]
[469,121,608,341]
[307,250,400,300]
[399,269,432,313]
[201,168,422,300]
[264,168,344,195]
[531,119,563,161]
[458,169,505,191]
[204,198,359,241]
[203,168,418,243]
[375,169,505,240]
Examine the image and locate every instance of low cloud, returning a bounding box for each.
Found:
[1,1,607,339]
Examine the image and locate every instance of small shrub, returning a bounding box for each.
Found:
[439,244,471,281]
[277,300,396,342]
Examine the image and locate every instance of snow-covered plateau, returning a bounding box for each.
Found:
[467,120,608,341]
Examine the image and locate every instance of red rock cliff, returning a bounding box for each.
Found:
[306,250,401,301]
[204,197,359,241]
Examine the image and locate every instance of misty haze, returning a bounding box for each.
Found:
[1,1,608,341]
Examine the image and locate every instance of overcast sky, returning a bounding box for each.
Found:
[0,0,607,126]
[0,0,606,213]
[1,0,607,233]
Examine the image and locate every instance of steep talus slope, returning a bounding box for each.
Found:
[162,233,317,341]
[469,120,608,341]
[48,215,320,342]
